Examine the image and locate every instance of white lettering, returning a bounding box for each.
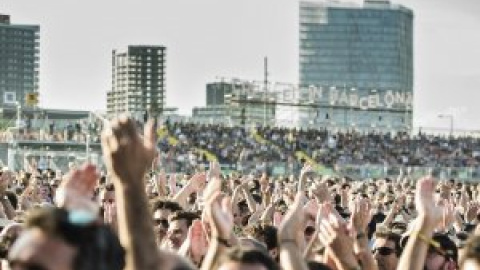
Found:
[359,97,369,110]
[368,95,377,108]
[339,91,349,105]
[349,94,359,107]
[394,92,405,104]
[329,89,339,104]
[384,91,395,108]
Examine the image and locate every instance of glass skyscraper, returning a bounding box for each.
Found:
[0,14,39,107]
[299,0,413,131]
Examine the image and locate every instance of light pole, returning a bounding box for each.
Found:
[350,87,356,128]
[438,114,454,137]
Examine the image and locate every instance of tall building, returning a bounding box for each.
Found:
[107,45,166,118]
[0,14,40,107]
[299,0,414,131]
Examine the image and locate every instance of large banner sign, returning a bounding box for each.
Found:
[232,81,413,111]
[297,86,413,110]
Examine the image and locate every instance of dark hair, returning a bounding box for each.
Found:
[244,224,278,251]
[168,211,199,228]
[25,207,125,270]
[375,231,402,256]
[151,199,183,213]
[219,247,279,270]
[237,200,249,213]
[307,261,332,270]
[102,183,115,192]
[5,191,18,209]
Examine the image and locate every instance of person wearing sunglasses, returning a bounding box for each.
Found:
[151,199,183,246]
[373,230,402,270]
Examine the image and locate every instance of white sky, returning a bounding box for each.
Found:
[2,0,480,131]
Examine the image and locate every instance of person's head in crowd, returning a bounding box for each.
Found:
[238,238,269,254]
[233,200,250,226]
[307,261,332,270]
[151,199,183,245]
[405,191,415,210]
[373,230,402,270]
[49,179,61,198]
[244,224,279,261]
[38,183,53,202]
[424,233,458,270]
[98,183,115,209]
[448,179,456,189]
[8,207,124,270]
[217,247,279,270]
[164,211,198,250]
[158,250,197,270]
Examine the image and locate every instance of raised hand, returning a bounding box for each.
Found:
[56,163,99,215]
[317,214,360,270]
[187,173,207,193]
[298,164,313,193]
[465,202,480,223]
[207,161,221,181]
[205,192,234,240]
[101,116,156,186]
[202,173,222,203]
[310,181,330,203]
[189,220,209,265]
[416,176,443,226]
[350,198,372,235]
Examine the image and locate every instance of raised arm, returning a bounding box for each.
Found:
[101,117,160,270]
[397,176,442,270]
[172,173,206,209]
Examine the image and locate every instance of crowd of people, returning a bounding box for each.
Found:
[163,122,480,175]
[1,116,480,269]
[0,118,104,143]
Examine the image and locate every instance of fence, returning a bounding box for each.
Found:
[336,164,480,182]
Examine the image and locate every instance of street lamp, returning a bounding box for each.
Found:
[438,114,454,137]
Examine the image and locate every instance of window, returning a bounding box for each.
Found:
[4,92,16,104]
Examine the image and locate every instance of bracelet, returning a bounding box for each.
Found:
[216,237,232,247]
[412,231,438,249]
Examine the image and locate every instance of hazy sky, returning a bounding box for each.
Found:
[2,0,480,131]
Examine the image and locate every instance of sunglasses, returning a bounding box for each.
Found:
[373,246,395,256]
[102,199,114,204]
[154,218,168,228]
